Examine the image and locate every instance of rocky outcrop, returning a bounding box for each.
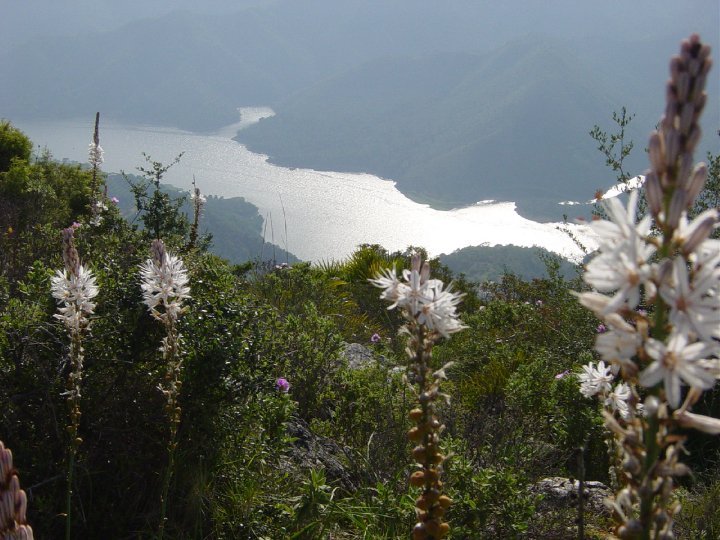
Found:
[283,418,357,491]
[532,476,612,516]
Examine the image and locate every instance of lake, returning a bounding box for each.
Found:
[15,109,594,262]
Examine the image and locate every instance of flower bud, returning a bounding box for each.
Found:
[682,211,717,255]
[684,163,707,204]
[664,129,680,168]
[424,468,439,482]
[667,189,687,229]
[410,471,425,487]
[424,488,441,503]
[645,396,661,418]
[425,519,441,537]
[648,133,665,174]
[623,454,641,475]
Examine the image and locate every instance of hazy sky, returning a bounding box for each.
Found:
[3,0,717,49]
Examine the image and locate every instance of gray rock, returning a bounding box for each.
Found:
[532,476,612,516]
[339,342,379,370]
[282,418,357,491]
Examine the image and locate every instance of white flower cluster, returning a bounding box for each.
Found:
[88,141,104,169]
[190,189,207,204]
[577,191,720,411]
[370,253,465,338]
[576,34,719,536]
[51,265,99,332]
[140,240,191,323]
[577,360,635,420]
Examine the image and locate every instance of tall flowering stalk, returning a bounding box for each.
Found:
[140,239,190,539]
[576,35,718,539]
[371,253,465,540]
[187,178,206,251]
[50,227,98,540]
[0,441,34,540]
[88,112,106,226]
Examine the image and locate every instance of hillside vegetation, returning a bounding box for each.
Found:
[104,172,298,265]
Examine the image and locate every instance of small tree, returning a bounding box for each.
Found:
[126,153,188,241]
[0,120,32,173]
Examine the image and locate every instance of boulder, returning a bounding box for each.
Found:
[532,476,612,516]
[282,418,357,491]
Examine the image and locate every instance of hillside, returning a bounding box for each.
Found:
[236,40,629,217]
[105,172,298,264]
[439,244,579,283]
[235,35,718,219]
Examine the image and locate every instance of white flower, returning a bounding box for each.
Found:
[605,382,632,419]
[674,410,720,434]
[88,141,104,168]
[399,265,436,316]
[418,283,466,338]
[592,191,645,250]
[577,360,614,398]
[594,313,641,373]
[674,209,718,255]
[51,265,99,332]
[140,251,191,323]
[370,255,464,338]
[660,256,720,343]
[583,191,656,314]
[639,332,716,408]
[190,190,207,204]
[369,266,407,309]
[583,241,655,315]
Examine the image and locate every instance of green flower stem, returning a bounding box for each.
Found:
[66,449,75,540]
[158,320,181,540]
[66,331,83,540]
[636,188,675,539]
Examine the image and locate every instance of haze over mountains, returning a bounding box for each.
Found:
[2,0,718,219]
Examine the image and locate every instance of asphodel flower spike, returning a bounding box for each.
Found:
[371,253,464,540]
[140,238,190,540]
[576,35,719,539]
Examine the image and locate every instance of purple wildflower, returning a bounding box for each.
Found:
[370,333,381,343]
[276,377,290,393]
[597,323,607,333]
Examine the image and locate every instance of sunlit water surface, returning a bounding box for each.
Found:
[16,108,595,263]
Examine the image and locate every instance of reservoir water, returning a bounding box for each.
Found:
[15,109,594,263]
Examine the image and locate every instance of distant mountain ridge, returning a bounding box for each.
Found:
[1,1,717,219]
[233,39,652,217]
